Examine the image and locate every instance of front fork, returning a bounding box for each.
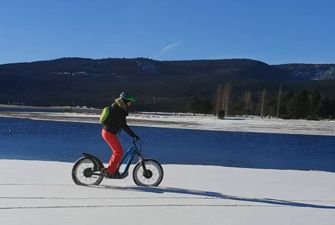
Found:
[139,155,147,171]
[138,154,152,178]
[139,154,153,178]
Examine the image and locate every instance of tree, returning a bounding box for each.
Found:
[223,83,231,116]
[286,90,310,119]
[215,84,223,115]
[309,91,322,118]
[276,85,282,118]
[319,97,335,119]
[215,83,231,117]
[189,97,213,115]
[244,90,252,115]
[260,89,267,118]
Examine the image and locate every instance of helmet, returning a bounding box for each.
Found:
[120,92,136,102]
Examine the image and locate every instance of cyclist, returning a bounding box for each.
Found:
[101,92,139,178]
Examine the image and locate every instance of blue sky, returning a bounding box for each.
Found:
[0,0,334,64]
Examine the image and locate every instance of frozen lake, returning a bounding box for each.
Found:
[1,117,335,172]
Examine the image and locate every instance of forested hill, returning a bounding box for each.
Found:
[0,57,290,81]
[276,63,335,80]
[0,57,335,115]
[1,57,334,81]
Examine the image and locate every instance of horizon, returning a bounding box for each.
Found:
[0,56,334,66]
[1,1,335,65]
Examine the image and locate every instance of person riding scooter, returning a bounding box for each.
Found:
[101,92,139,178]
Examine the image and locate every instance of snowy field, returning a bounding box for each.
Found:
[0,160,334,225]
[0,110,334,136]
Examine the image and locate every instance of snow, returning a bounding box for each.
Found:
[0,160,334,225]
[129,113,335,136]
[0,111,334,136]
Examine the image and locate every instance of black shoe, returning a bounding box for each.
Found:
[106,171,122,179]
[101,168,108,177]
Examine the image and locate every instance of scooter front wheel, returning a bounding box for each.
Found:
[133,159,164,186]
[72,157,103,185]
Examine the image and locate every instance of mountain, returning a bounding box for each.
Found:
[0,57,289,80]
[0,57,334,111]
[277,64,335,80]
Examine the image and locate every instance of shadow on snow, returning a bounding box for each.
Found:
[90,184,335,209]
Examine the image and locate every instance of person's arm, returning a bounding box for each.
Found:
[123,124,136,137]
[122,117,139,139]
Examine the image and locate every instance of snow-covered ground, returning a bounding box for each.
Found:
[0,111,334,136]
[0,160,334,225]
[130,113,335,136]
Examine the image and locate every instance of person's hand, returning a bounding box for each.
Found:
[133,135,140,142]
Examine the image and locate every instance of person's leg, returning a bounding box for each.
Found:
[101,129,124,174]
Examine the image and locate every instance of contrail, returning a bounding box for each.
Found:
[159,42,182,56]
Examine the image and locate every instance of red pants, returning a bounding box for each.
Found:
[101,129,124,174]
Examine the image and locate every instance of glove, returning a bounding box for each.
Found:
[132,135,140,142]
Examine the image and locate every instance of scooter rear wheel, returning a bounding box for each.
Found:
[72,157,103,185]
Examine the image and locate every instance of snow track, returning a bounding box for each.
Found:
[1,160,335,225]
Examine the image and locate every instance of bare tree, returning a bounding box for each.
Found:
[244,89,251,115]
[260,89,267,118]
[223,83,231,116]
[215,84,223,115]
[276,85,282,118]
[215,83,231,118]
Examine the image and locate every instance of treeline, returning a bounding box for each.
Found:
[279,90,335,119]
[187,84,335,120]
